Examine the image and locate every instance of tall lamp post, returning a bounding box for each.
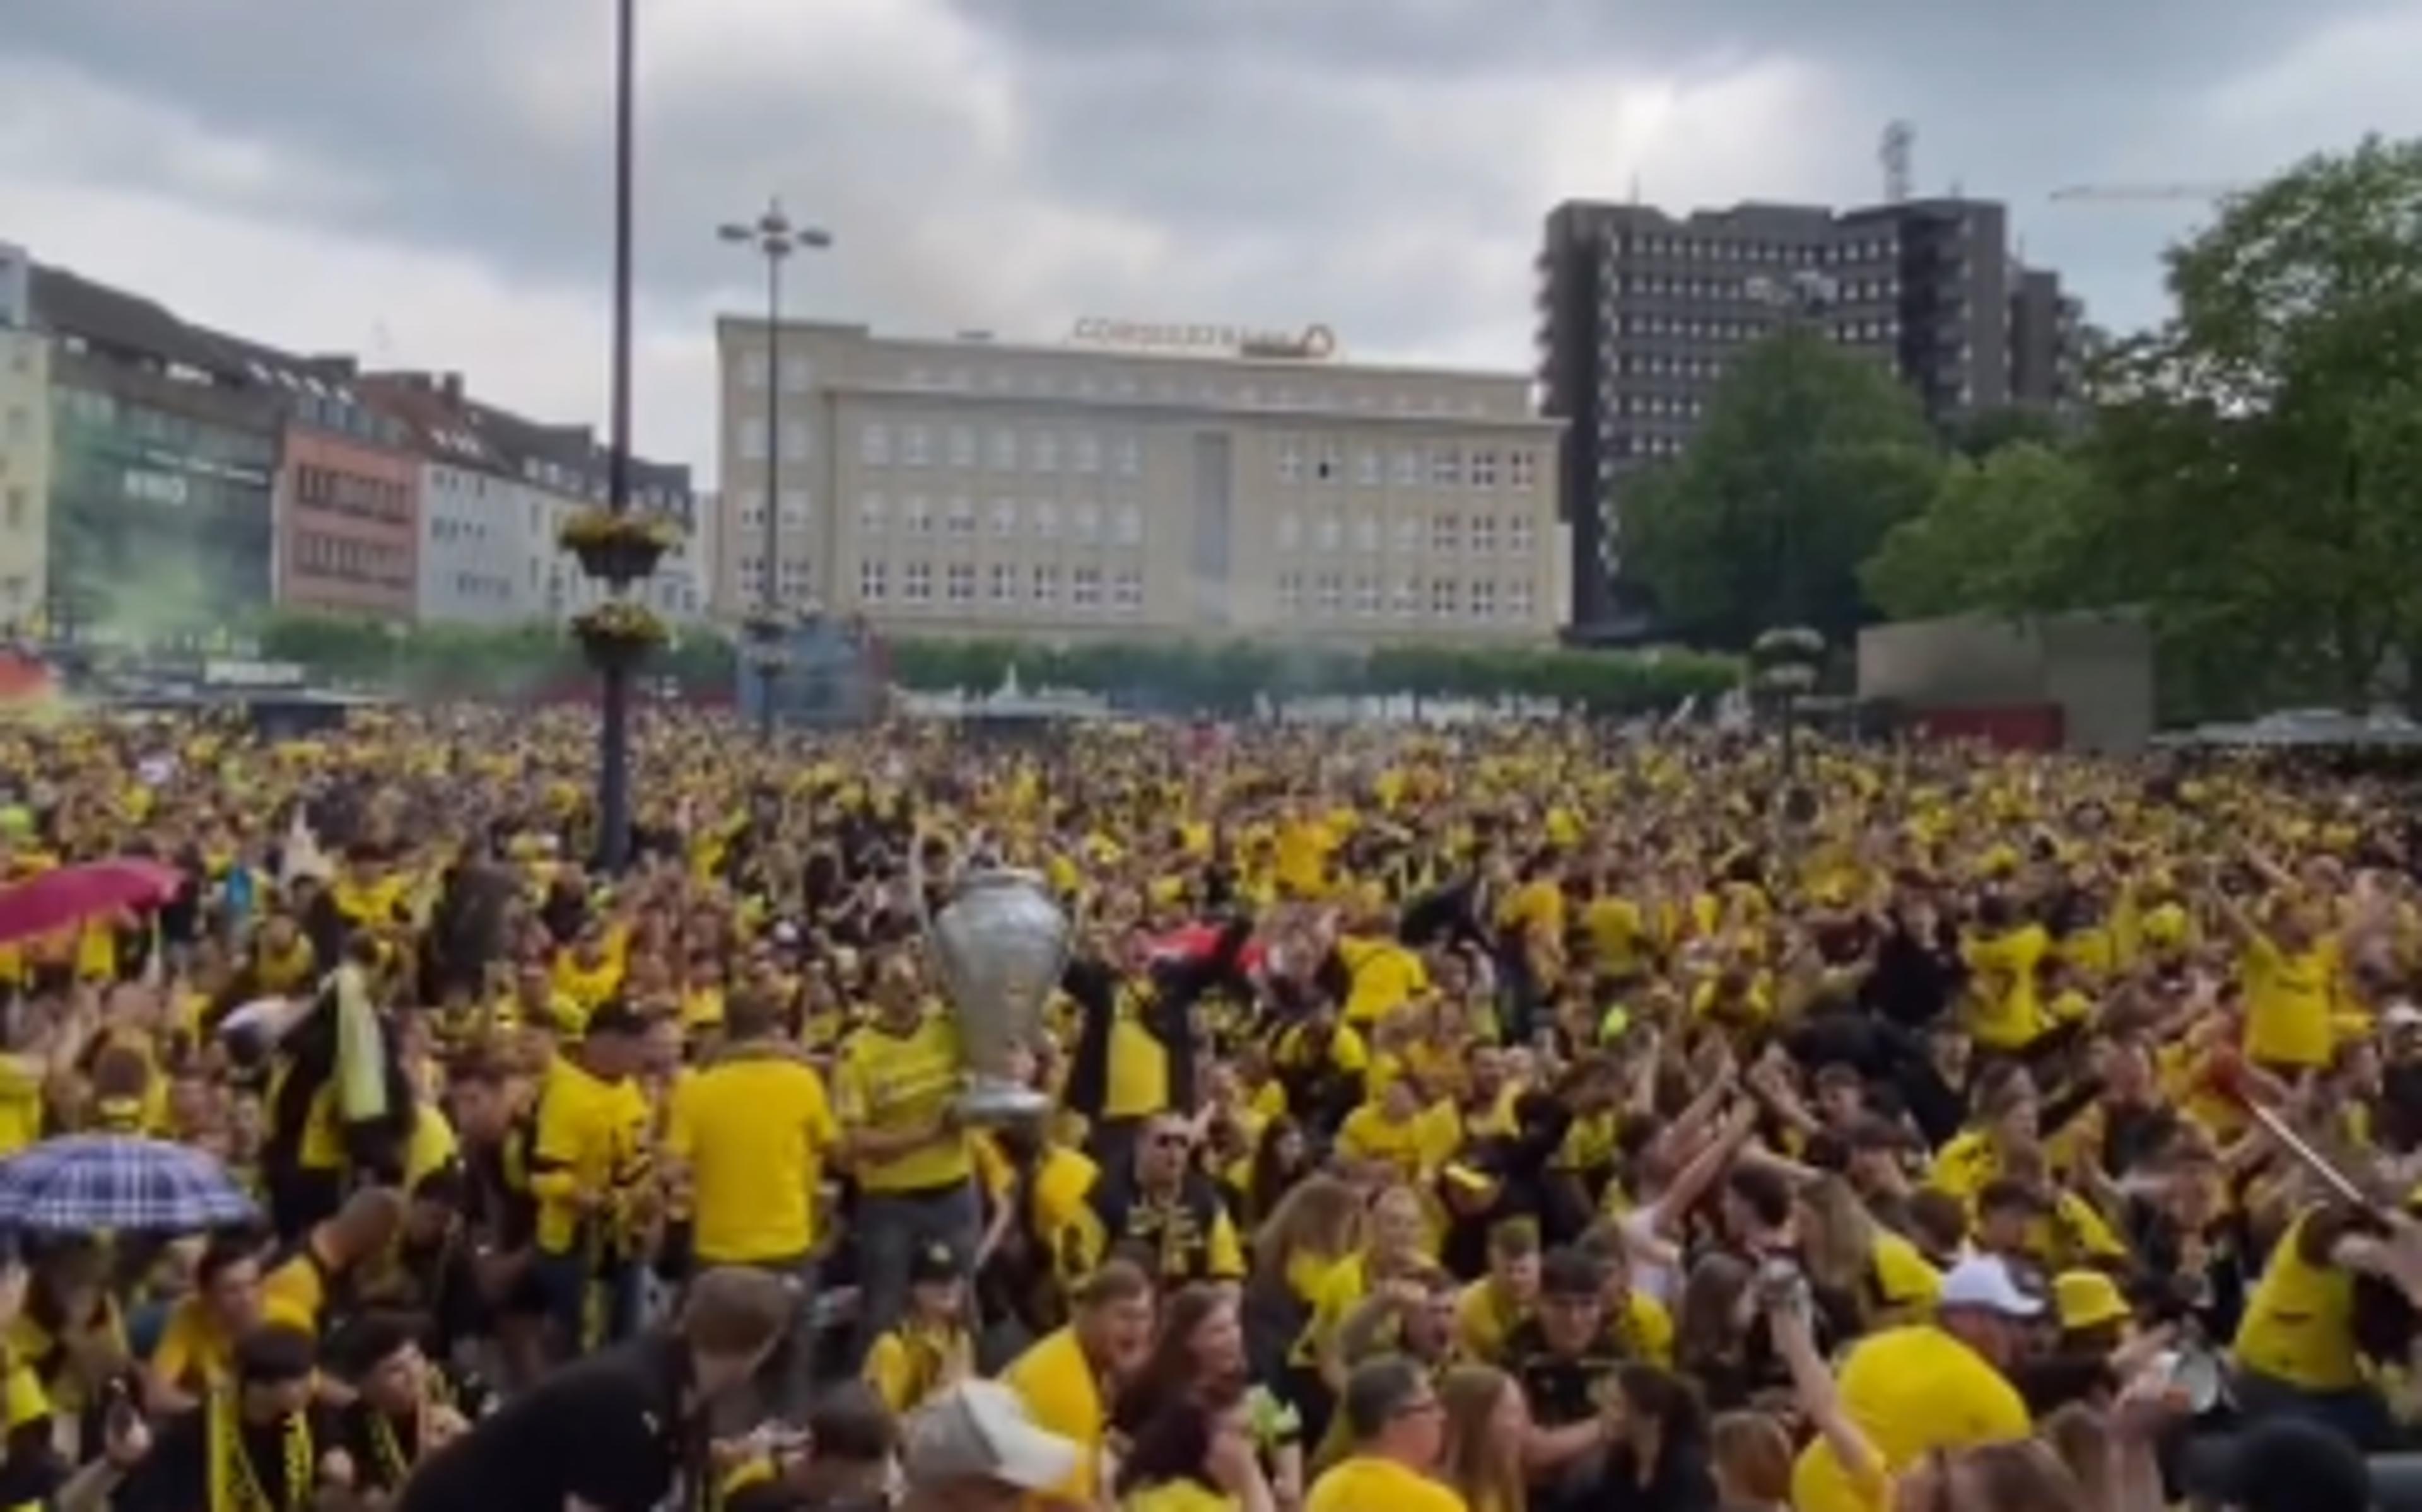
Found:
[593,0,641,875]
[720,200,832,743]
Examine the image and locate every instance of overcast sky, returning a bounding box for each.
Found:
[4,0,2418,486]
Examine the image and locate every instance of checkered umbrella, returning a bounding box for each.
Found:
[0,1134,257,1233]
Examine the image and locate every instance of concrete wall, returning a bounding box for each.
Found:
[1857,610,2153,753]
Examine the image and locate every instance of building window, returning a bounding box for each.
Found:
[1277,572,1304,615]
[946,562,976,602]
[1031,563,1060,604]
[1278,440,1303,485]
[1471,450,1499,488]
[1072,433,1101,474]
[740,353,767,389]
[1355,448,1381,487]
[948,426,976,468]
[1393,513,1419,554]
[904,496,933,535]
[1113,436,1140,477]
[1352,575,1380,616]
[988,562,1017,602]
[1112,504,1143,547]
[1072,503,1101,544]
[1470,515,1497,555]
[860,423,890,466]
[1314,572,1344,615]
[1275,512,1301,550]
[1113,567,1143,612]
[1430,446,1463,487]
[1508,579,1535,620]
[902,425,931,467]
[903,561,933,602]
[1072,565,1102,609]
[1033,501,1060,540]
[1469,580,1497,620]
[1313,514,1340,552]
[1391,576,1418,617]
[780,489,811,526]
[1392,448,1421,487]
[858,492,887,535]
[738,418,768,461]
[1507,515,1536,556]
[1353,513,1379,554]
[1429,577,1459,617]
[1314,443,1341,483]
[779,421,810,462]
[944,496,976,536]
[989,429,1018,471]
[780,356,812,393]
[1031,433,1058,472]
[988,497,1017,538]
[1430,512,1460,554]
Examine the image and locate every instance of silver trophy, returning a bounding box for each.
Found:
[910,842,1068,1124]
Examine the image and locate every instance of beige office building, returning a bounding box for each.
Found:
[711,320,1567,644]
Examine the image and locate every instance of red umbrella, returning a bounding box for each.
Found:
[0,859,184,948]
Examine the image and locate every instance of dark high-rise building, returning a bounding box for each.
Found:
[1536,195,2085,635]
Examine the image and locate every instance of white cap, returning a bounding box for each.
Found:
[2384,1001,2422,1031]
[1938,1255,2044,1319]
[901,1381,1082,1493]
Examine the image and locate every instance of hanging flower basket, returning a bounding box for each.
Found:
[559,508,680,586]
[571,600,669,672]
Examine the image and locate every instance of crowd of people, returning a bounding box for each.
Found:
[0,706,2419,1511]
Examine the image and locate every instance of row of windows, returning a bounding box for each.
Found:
[1610,434,1690,459]
[1275,441,1540,492]
[1276,572,1538,622]
[1613,233,1900,265]
[1274,511,1537,557]
[1615,273,1903,303]
[858,559,1147,612]
[293,529,410,588]
[860,422,1146,479]
[858,494,1146,546]
[448,571,514,602]
[295,463,411,524]
[429,514,494,544]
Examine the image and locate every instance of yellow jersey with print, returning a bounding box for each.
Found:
[1307,1455,1469,1512]
[833,1012,973,1194]
[1001,1326,1108,1505]
[2233,1208,2361,1391]
[2243,934,2338,1071]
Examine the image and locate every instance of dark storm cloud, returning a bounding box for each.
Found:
[8,0,2419,363]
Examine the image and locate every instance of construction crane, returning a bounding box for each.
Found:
[2049,183,2246,204]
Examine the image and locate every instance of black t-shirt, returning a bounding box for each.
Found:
[397,1333,694,1512]
[115,1403,344,1512]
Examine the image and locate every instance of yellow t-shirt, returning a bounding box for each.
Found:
[667,1054,840,1262]
[1335,1105,1426,1183]
[862,1319,973,1417]
[2244,935,2337,1070]
[0,1055,43,1157]
[1789,1324,2030,1512]
[2233,1209,2360,1391]
[1307,1455,1469,1512]
[833,1012,973,1194]
[1123,1482,1239,1512]
[528,1055,653,1252]
[1001,1327,1108,1505]
[1337,936,1429,1026]
[1961,924,2052,1051]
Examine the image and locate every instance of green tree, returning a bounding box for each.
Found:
[2083,136,2422,709]
[1860,442,2107,621]
[1626,326,1943,648]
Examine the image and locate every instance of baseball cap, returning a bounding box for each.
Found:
[901,1380,1082,1492]
[910,1241,962,1287]
[1938,1255,2044,1319]
[2384,1001,2422,1032]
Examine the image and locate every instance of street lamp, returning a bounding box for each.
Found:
[594,0,641,875]
[720,199,833,743]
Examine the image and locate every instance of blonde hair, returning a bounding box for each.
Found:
[1251,1175,1363,1288]
[1438,1365,1526,1512]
